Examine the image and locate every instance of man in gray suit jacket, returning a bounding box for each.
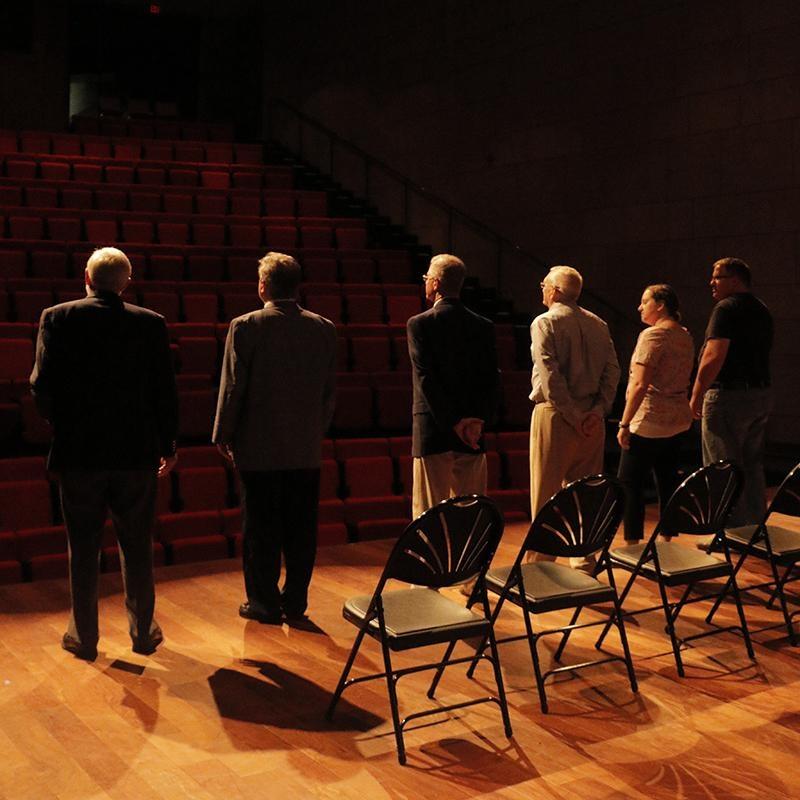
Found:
[213,252,337,623]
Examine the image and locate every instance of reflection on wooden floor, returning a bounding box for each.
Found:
[1,514,798,800]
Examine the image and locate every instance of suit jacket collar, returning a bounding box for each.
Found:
[433,296,462,309]
[87,290,125,308]
[264,299,301,314]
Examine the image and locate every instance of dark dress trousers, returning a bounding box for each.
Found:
[30,292,178,650]
[407,297,499,458]
[212,300,337,617]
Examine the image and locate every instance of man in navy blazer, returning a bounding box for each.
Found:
[30,247,178,661]
[407,254,499,520]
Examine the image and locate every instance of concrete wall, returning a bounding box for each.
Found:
[264,0,800,443]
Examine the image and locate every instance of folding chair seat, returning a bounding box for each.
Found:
[129,191,160,212]
[335,438,390,460]
[336,227,367,250]
[61,188,92,210]
[205,144,233,164]
[232,172,262,190]
[82,139,111,157]
[72,163,102,182]
[169,168,199,186]
[467,475,635,713]
[85,219,119,243]
[265,224,297,248]
[161,196,192,218]
[0,336,33,380]
[0,251,27,278]
[182,294,218,323]
[178,337,218,375]
[300,225,332,249]
[158,511,228,564]
[93,189,126,211]
[376,257,413,284]
[0,185,22,207]
[178,389,217,439]
[201,171,229,190]
[178,466,228,511]
[122,219,153,244]
[157,222,189,245]
[6,160,37,179]
[143,142,173,161]
[340,258,375,283]
[228,223,261,248]
[175,144,204,163]
[105,165,135,184]
[328,495,510,764]
[0,480,53,530]
[40,161,70,181]
[345,294,383,325]
[222,293,261,321]
[137,166,166,186]
[30,251,67,278]
[304,293,342,324]
[19,132,50,154]
[234,144,263,165]
[18,526,68,580]
[350,336,391,372]
[264,195,294,216]
[332,386,373,433]
[149,254,183,281]
[300,257,336,283]
[193,223,225,246]
[385,295,422,325]
[0,456,46,482]
[597,461,754,677]
[297,194,327,217]
[13,292,52,323]
[9,216,44,240]
[139,291,179,323]
[707,461,800,644]
[375,385,411,431]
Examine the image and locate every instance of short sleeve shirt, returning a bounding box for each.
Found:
[704,293,772,384]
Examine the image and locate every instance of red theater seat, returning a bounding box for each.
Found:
[0,456,46,482]
[170,169,199,187]
[205,144,233,164]
[40,161,70,181]
[297,194,327,217]
[163,194,193,214]
[0,251,27,278]
[332,386,372,433]
[138,166,166,186]
[355,518,407,542]
[334,438,390,460]
[376,257,413,284]
[178,337,218,374]
[346,295,383,324]
[61,188,92,210]
[149,255,184,281]
[0,480,53,530]
[183,294,218,323]
[30,251,67,278]
[375,385,411,431]
[25,186,57,208]
[350,337,391,372]
[175,144,204,162]
[304,294,342,324]
[6,160,36,180]
[230,195,261,216]
[122,220,153,244]
[320,459,341,500]
[18,525,68,580]
[229,224,261,248]
[158,510,228,564]
[318,523,348,546]
[264,196,294,216]
[343,456,395,498]
[12,292,52,323]
[178,389,217,439]
[9,216,44,240]
[302,257,337,283]
[193,223,225,246]
[201,171,229,190]
[188,255,225,282]
[85,219,118,243]
[105,165,135,184]
[140,292,179,323]
[336,228,367,250]
[129,192,161,212]
[222,293,261,321]
[301,226,332,249]
[158,222,189,245]
[178,467,228,511]
[385,295,422,325]
[265,225,297,248]
[143,143,172,161]
[196,194,227,215]
[340,258,375,284]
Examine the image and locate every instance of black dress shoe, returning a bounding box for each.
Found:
[132,632,164,656]
[239,602,283,624]
[61,633,98,662]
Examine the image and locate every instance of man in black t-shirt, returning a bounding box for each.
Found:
[690,257,773,527]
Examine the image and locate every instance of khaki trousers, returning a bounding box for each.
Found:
[529,403,605,568]
[412,452,488,520]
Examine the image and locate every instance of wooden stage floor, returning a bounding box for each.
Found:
[1,517,799,800]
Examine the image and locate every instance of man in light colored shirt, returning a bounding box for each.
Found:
[529,266,620,570]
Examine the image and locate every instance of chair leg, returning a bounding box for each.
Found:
[554,606,581,662]
[613,597,638,694]
[726,569,755,659]
[467,591,507,679]
[379,636,406,765]
[521,605,548,713]
[597,565,640,649]
[326,626,368,720]
[485,626,513,737]
[769,561,799,645]
[657,580,684,677]
[706,547,748,624]
[427,640,457,699]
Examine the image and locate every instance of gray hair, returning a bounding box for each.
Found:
[86,247,132,293]
[257,251,302,299]
[429,253,466,295]
[545,265,583,301]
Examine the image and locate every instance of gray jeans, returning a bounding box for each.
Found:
[702,387,772,527]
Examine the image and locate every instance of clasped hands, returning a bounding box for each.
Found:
[453,417,484,450]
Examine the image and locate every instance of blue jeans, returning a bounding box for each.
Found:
[702,387,772,527]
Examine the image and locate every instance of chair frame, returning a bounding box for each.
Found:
[706,461,800,645]
[596,461,755,676]
[326,495,512,765]
[461,474,636,713]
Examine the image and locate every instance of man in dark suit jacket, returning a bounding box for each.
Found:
[30,247,178,661]
[407,253,499,520]
[213,252,337,624]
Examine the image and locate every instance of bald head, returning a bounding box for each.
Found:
[85,247,132,294]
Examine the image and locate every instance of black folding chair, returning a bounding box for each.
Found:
[326,495,512,765]
[596,461,755,676]
[706,461,800,645]
[462,475,637,714]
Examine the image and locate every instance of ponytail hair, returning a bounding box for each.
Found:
[646,283,681,322]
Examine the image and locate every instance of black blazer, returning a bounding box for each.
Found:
[407,297,499,457]
[30,292,178,470]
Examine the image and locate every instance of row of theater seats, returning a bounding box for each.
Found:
[0,434,531,584]
[1,155,291,190]
[71,115,234,140]
[0,130,259,163]
[0,181,327,217]
[0,212,366,250]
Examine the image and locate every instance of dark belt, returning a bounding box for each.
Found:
[709,379,770,391]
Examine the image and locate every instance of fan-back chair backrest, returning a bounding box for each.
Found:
[659,460,742,537]
[768,462,800,518]
[384,495,504,588]
[524,475,625,559]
